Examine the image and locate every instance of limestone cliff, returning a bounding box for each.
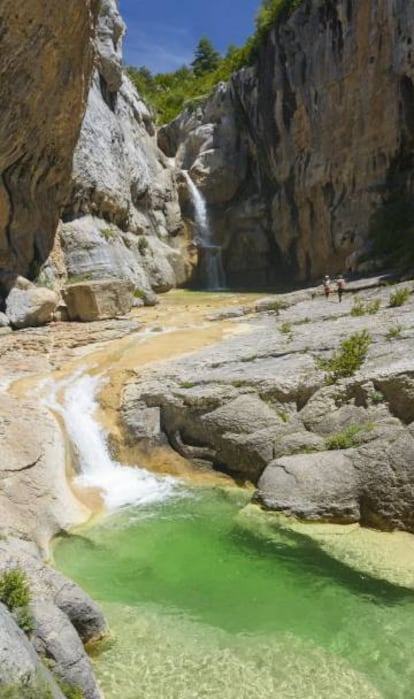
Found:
[160,0,414,286]
[0,0,99,284]
[53,0,192,299]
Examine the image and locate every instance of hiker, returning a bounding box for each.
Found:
[336,274,345,302]
[322,275,331,299]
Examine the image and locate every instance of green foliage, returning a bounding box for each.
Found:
[133,289,145,300]
[279,322,292,334]
[386,324,403,340]
[100,227,117,242]
[179,381,197,389]
[265,299,288,314]
[14,606,34,634]
[138,237,149,255]
[325,424,367,450]
[316,331,372,384]
[0,679,53,699]
[389,287,411,307]
[277,411,289,423]
[56,679,84,699]
[371,390,385,404]
[350,298,381,316]
[192,37,220,77]
[127,0,303,124]
[67,272,93,283]
[0,568,31,610]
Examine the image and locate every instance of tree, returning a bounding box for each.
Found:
[191,37,220,77]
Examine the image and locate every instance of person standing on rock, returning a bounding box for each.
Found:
[336,274,345,302]
[322,275,331,299]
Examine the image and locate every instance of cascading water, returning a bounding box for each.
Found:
[42,372,177,510]
[184,171,226,290]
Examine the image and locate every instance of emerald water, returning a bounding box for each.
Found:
[54,487,414,699]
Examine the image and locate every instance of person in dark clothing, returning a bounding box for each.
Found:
[336,274,345,302]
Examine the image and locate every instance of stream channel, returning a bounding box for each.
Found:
[21,291,414,699]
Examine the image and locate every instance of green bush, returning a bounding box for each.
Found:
[316,330,372,384]
[0,568,31,610]
[372,390,385,404]
[389,287,411,307]
[325,424,373,450]
[100,227,117,242]
[386,324,402,340]
[138,237,149,255]
[279,322,292,334]
[350,298,380,316]
[133,289,145,300]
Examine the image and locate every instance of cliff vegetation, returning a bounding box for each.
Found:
[128,0,302,123]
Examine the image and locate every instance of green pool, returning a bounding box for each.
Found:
[54,487,414,699]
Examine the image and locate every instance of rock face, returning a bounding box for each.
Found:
[119,281,414,532]
[160,0,414,286]
[0,603,65,698]
[52,0,193,296]
[0,537,107,698]
[0,0,99,282]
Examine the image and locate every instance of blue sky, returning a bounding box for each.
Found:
[119,0,261,74]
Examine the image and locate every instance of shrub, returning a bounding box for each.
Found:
[14,606,34,634]
[371,390,385,404]
[389,287,411,307]
[350,298,380,316]
[386,324,403,340]
[325,425,366,450]
[100,227,117,242]
[0,568,31,610]
[0,679,53,698]
[133,289,145,300]
[279,322,292,334]
[316,330,372,384]
[138,237,149,255]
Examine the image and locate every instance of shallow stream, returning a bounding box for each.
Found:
[55,486,414,699]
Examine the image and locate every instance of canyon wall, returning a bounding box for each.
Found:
[160,0,414,287]
[52,0,192,300]
[0,0,99,285]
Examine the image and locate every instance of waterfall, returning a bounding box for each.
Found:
[43,373,176,510]
[184,171,226,290]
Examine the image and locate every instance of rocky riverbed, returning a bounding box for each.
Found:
[1,279,414,697]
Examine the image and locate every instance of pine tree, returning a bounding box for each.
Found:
[191,37,220,77]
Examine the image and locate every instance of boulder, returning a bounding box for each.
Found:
[256,451,360,523]
[63,279,134,321]
[0,538,108,645]
[0,603,65,698]
[5,285,59,329]
[31,601,102,699]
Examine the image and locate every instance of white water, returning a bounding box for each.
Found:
[184,171,226,290]
[42,373,176,510]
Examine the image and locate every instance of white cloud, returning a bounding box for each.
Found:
[123,19,195,73]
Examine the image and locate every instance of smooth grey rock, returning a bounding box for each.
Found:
[273,431,326,458]
[6,286,59,329]
[31,601,102,699]
[257,451,360,522]
[0,603,65,698]
[0,538,108,645]
[201,394,282,435]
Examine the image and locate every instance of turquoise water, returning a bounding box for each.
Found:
[54,487,414,698]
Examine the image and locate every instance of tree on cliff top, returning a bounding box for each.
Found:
[191,37,221,77]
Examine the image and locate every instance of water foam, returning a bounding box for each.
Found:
[45,373,176,510]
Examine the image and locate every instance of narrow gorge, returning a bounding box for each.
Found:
[0,1,414,698]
